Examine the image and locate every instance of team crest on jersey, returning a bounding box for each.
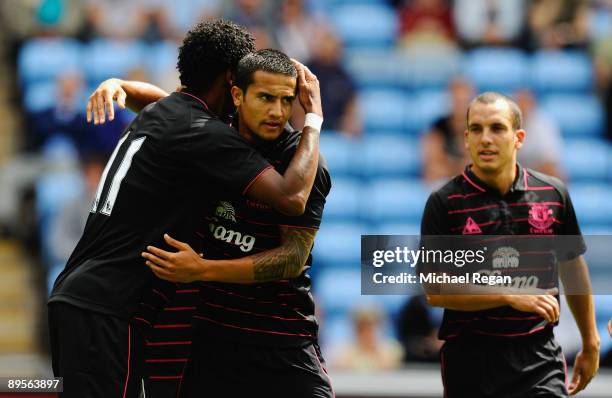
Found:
[528,203,554,234]
[215,201,236,222]
[462,217,482,235]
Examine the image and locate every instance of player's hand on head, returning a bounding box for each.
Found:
[568,347,599,395]
[291,59,322,118]
[86,78,127,125]
[141,234,204,283]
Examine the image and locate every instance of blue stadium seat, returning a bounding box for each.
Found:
[323,178,362,222]
[399,47,462,90]
[82,39,145,83]
[563,139,609,182]
[362,179,431,224]
[374,223,421,235]
[540,95,604,138]
[314,269,362,315]
[313,222,370,269]
[359,135,421,178]
[531,50,593,94]
[463,47,528,93]
[320,134,357,178]
[18,38,82,85]
[23,81,57,113]
[408,90,450,135]
[360,89,409,132]
[332,4,398,49]
[144,40,179,82]
[568,183,612,225]
[343,50,401,90]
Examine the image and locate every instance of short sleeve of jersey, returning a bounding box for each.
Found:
[277,156,331,229]
[558,188,586,261]
[418,192,448,280]
[189,121,272,195]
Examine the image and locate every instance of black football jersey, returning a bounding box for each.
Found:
[49,92,272,319]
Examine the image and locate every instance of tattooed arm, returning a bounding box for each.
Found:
[142,227,317,284]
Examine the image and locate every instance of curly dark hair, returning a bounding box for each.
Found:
[177,19,255,93]
[235,49,297,93]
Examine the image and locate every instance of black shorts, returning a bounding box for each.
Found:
[441,330,568,398]
[48,302,146,398]
[178,338,334,398]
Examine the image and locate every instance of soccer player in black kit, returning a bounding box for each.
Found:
[48,21,324,398]
[99,50,333,397]
[420,92,599,397]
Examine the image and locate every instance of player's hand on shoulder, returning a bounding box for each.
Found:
[291,59,322,118]
[86,78,127,125]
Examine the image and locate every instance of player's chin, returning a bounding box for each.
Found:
[256,126,283,141]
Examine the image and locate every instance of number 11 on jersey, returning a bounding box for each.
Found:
[91,132,146,216]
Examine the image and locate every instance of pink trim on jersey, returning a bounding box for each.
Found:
[241,165,275,196]
[145,358,189,363]
[194,314,314,337]
[122,324,131,398]
[176,289,198,294]
[311,345,335,398]
[473,325,548,337]
[133,317,152,326]
[450,220,501,231]
[462,171,486,192]
[448,204,498,214]
[524,170,555,191]
[153,323,192,329]
[447,192,483,200]
[152,289,169,302]
[149,375,183,380]
[146,340,192,346]
[202,301,308,321]
[179,91,210,112]
[508,201,564,207]
[163,306,196,311]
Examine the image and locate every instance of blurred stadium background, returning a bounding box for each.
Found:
[0,0,612,396]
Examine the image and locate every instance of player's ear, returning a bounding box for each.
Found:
[515,129,526,149]
[231,85,243,107]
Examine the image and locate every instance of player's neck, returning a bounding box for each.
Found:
[470,164,517,195]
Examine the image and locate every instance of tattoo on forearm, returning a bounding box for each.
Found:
[253,227,316,281]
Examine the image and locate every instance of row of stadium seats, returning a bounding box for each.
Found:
[322,135,612,182]
[346,48,594,94]
[18,37,595,95]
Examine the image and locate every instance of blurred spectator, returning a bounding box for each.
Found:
[303,29,361,136]
[26,73,88,151]
[46,154,104,291]
[397,0,457,50]
[139,5,176,43]
[421,78,474,184]
[0,0,83,40]
[592,4,612,141]
[514,89,564,178]
[453,0,524,47]
[76,0,148,42]
[397,295,443,363]
[333,306,403,370]
[524,0,589,50]
[275,0,328,64]
[223,0,274,40]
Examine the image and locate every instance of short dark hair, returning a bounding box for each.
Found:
[234,49,297,92]
[466,92,523,130]
[177,19,255,93]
